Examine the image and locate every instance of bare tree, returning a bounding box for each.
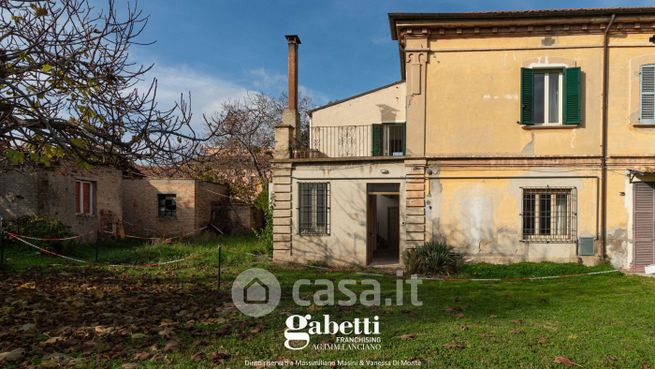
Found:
[0,0,202,170]
[196,92,312,201]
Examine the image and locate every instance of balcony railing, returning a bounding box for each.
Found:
[309,124,371,158]
[294,123,405,159]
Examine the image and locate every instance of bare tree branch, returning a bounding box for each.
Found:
[0,0,207,171]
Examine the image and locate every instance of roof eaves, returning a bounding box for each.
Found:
[308,80,405,115]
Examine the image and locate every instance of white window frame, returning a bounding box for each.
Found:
[532,68,564,126]
[75,180,94,216]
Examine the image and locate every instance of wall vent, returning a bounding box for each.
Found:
[578,237,595,256]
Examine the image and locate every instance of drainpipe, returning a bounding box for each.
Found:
[600,14,616,260]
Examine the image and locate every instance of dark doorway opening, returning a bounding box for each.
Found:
[367,183,400,266]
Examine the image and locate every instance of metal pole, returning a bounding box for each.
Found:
[217,244,222,290]
[0,217,4,266]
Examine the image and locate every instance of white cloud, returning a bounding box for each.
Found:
[248,68,286,91]
[248,68,330,106]
[133,59,252,131]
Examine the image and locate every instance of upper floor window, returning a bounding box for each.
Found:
[372,123,406,156]
[75,180,94,215]
[158,194,176,217]
[640,64,655,123]
[520,67,581,126]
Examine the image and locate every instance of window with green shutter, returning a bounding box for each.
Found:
[563,67,581,125]
[520,67,581,126]
[520,68,534,125]
[371,124,383,156]
[371,123,406,157]
[641,64,655,123]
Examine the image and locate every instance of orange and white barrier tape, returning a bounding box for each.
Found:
[7,233,88,264]
[425,269,620,282]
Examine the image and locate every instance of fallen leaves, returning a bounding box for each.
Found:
[442,341,466,350]
[0,348,25,362]
[399,333,417,340]
[554,355,581,367]
[0,266,229,365]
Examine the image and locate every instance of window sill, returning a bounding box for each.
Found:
[521,124,578,130]
[520,239,575,244]
[158,216,178,221]
[76,213,96,218]
[633,123,655,127]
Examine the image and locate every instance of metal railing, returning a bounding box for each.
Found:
[309,124,371,158]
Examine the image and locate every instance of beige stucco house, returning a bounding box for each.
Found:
[273,8,655,271]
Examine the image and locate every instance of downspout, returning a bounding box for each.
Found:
[600,14,616,260]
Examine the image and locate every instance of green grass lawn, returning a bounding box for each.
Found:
[1,234,653,369]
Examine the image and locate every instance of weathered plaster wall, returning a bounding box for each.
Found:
[286,161,406,266]
[429,164,600,264]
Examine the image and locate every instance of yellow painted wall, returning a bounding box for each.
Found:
[424,34,604,156]
[429,165,600,263]
[607,33,655,155]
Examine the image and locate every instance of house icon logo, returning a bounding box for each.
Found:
[244,278,269,304]
[232,268,281,317]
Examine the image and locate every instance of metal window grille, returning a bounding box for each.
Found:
[158,194,177,217]
[298,182,330,235]
[384,124,404,156]
[521,187,576,242]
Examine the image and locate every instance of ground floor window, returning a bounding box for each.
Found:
[298,182,329,235]
[522,187,575,242]
[158,194,177,217]
[75,180,95,215]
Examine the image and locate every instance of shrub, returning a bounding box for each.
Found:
[403,241,462,276]
[9,215,75,253]
[253,184,273,252]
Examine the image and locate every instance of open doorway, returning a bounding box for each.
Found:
[366,183,400,266]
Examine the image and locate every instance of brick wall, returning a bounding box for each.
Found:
[0,166,123,243]
[0,170,39,220]
[194,181,228,231]
[122,179,227,238]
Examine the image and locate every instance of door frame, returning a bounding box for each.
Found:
[366,183,401,265]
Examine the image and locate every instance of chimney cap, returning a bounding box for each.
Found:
[285,34,301,44]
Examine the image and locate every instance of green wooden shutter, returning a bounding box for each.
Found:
[371,124,383,156]
[520,68,534,125]
[401,123,406,155]
[563,67,581,125]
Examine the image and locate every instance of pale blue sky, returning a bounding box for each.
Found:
[121,0,654,120]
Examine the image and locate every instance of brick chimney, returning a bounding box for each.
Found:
[275,35,301,159]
